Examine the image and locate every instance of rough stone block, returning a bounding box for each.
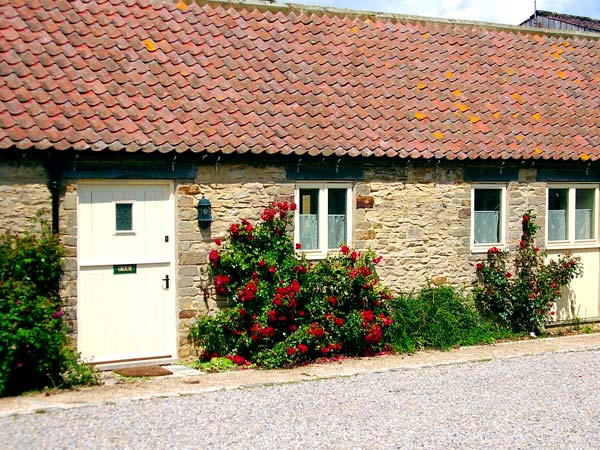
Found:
[356,195,375,209]
[179,309,198,319]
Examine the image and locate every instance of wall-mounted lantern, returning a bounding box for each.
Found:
[196,196,212,229]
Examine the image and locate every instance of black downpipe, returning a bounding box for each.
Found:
[44,153,61,235]
[49,178,60,235]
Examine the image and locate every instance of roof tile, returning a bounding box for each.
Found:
[0,0,599,160]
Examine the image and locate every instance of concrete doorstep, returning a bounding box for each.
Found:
[1,332,599,417]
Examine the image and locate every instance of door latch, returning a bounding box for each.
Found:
[162,274,170,289]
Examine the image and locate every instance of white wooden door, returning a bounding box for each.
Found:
[548,249,600,322]
[77,182,176,363]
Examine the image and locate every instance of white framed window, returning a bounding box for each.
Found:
[294,183,353,259]
[547,186,598,246]
[471,185,506,251]
[115,201,135,235]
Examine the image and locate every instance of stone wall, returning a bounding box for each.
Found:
[356,165,548,294]
[46,160,550,359]
[176,163,294,356]
[0,158,51,234]
[176,161,549,356]
[59,182,78,340]
[357,163,473,292]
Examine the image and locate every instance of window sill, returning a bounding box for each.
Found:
[470,244,506,254]
[298,249,344,261]
[546,241,600,251]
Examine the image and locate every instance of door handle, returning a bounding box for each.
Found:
[162,274,170,289]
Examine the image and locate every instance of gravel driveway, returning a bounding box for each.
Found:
[1,349,599,449]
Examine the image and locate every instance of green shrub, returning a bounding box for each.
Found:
[388,285,513,352]
[194,356,238,373]
[474,211,583,333]
[0,219,97,396]
[188,201,393,368]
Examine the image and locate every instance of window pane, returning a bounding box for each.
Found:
[299,189,319,250]
[474,189,501,244]
[548,189,568,241]
[576,189,595,240]
[116,203,133,231]
[328,189,347,249]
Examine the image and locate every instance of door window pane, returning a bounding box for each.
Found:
[575,189,595,240]
[115,203,133,231]
[548,189,568,241]
[328,189,347,249]
[299,189,319,250]
[474,189,501,244]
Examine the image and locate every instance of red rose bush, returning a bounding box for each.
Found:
[188,201,393,368]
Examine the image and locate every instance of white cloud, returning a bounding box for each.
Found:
[287,0,600,25]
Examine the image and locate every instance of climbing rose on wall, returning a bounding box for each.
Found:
[474,210,582,332]
[188,202,393,368]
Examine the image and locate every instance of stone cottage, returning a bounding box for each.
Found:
[1,0,599,366]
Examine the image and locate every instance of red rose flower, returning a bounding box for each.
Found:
[295,243,302,250]
[307,323,325,339]
[476,262,483,271]
[269,266,276,274]
[505,272,512,279]
[209,249,220,265]
[214,238,222,246]
[215,274,230,295]
[335,317,345,327]
[364,324,382,344]
[290,203,297,211]
[297,343,308,353]
[287,347,297,356]
[361,310,375,325]
[229,223,240,237]
[227,354,249,366]
[340,245,350,255]
[328,296,338,306]
[350,251,358,260]
[373,255,382,265]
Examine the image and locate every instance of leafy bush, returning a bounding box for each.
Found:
[388,285,512,352]
[194,356,238,373]
[188,202,393,368]
[474,210,583,333]
[0,219,97,396]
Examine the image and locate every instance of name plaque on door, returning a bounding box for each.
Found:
[113,264,137,274]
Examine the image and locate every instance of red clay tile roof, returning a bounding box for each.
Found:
[0,0,599,161]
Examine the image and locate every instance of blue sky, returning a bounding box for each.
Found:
[286,0,600,25]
